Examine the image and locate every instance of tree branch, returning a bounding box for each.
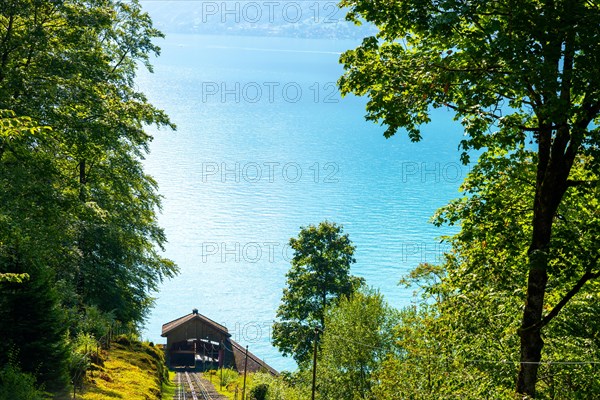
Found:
[110,46,131,75]
[442,102,542,133]
[522,265,600,332]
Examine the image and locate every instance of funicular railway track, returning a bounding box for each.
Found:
[176,372,186,400]
[191,372,213,400]
[175,371,213,400]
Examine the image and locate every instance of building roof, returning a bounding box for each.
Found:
[161,309,230,338]
[229,339,279,376]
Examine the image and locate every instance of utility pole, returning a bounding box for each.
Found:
[311,327,319,400]
[220,347,224,390]
[242,345,249,400]
[220,340,224,390]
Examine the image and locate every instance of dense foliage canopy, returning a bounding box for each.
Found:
[339,0,600,396]
[0,0,176,392]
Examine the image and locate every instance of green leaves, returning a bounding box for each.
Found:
[0,1,177,390]
[1,0,177,321]
[340,0,600,395]
[0,273,29,283]
[273,221,363,367]
[339,0,600,158]
[318,288,398,400]
[385,151,600,396]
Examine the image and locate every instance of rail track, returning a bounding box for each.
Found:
[191,372,212,400]
[175,371,213,400]
[176,372,187,400]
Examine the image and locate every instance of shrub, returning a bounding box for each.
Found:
[219,368,239,387]
[249,383,268,400]
[249,372,309,400]
[0,364,46,400]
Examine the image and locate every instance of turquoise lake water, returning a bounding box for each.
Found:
[136,33,467,372]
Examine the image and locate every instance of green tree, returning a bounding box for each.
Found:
[0,264,70,390]
[0,110,72,388]
[377,151,600,398]
[0,110,57,285]
[0,0,177,391]
[339,1,600,395]
[372,305,516,400]
[246,372,309,400]
[432,152,600,397]
[318,288,397,400]
[0,0,177,324]
[272,221,364,367]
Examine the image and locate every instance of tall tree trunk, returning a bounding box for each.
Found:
[517,249,548,397]
[517,15,580,394]
[517,153,569,396]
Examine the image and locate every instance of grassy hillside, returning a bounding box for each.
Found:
[69,337,170,400]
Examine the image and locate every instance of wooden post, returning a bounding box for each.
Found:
[242,345,249,400]
[311,327,319,400]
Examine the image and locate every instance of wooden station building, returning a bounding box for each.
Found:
[161,309,278,375]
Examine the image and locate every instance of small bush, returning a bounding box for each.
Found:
[0,364,46,400]
[219,368,239,386]
[249,383,268,400]
[249,372,309,400]
[73,332,98,355]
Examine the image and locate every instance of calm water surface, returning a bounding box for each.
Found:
[137,34,466,371]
